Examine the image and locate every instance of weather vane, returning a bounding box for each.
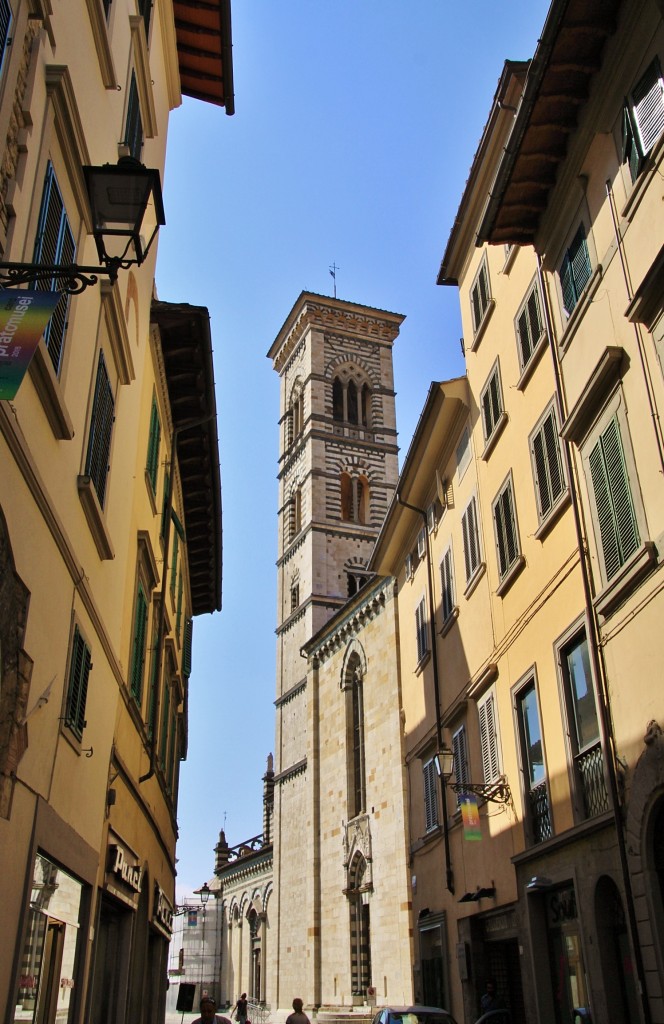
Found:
[329,262,340,299]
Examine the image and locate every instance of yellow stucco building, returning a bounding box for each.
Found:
[0,1,231,1023]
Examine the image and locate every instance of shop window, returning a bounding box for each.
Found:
[32,162,76,375]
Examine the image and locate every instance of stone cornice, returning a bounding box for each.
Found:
[270,297,404,373]
[303,576,396,664]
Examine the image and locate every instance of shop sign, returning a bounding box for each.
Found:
[0,290,61,399]
[546,885,577,928]
[153,883,174,937]
[105,835,143,907]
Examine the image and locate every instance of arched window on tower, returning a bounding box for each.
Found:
[347,380,358,424]
[361,384,371,427]
[343,653,366,819]
[341,472,353,521]
[341,473,369,524]
[294,487,302,535]
[333,377,344,421]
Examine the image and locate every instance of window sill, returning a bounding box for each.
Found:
[78,475,115,560]
[495,554,526,597]
[469,300,495,352]
[594,541,657,619]
[29,342,75,441]
[534,491,571,542]
[481,412,508,461]
[516,333,548,391]
[439,607,459,637]
[415,650,431,675]
[463,561,486,600]
[558,266,603,355]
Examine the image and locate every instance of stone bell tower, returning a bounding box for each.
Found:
[266,292,404,1011]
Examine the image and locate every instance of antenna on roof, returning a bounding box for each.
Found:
[329,262,339,299]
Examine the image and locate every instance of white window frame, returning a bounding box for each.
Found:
[530,400,567,525]
[405,553,414,582]
[417,526,427,559]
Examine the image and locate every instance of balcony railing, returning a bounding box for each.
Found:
[529,779,553,843]
[576,742,609,818]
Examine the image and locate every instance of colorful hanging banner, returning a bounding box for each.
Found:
[0,289,61,400]
[460,793,482,840]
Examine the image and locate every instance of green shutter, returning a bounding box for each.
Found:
[589,417,640,581]
[146,398,161,493]
[159,682,170,770]
[85,352,114,507]
[170,530,179,597]
[182,618,193,678]
[66,627,92,740]
[130,585,148,702]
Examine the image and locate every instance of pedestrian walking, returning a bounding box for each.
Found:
[193,997,231,1024]
[286,998,310,1024]
[233,994,248,1024]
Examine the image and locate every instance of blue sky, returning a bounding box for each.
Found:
[154,0,550,898]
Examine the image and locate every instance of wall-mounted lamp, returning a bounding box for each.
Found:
[0,156,165,294]
[526,875,553,894]
[436,744,511,805]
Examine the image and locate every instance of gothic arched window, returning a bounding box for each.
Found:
[344,654,366,819]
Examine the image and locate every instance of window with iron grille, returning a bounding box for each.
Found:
[478,690,500,786]
[64,626,92,740]
[559,224,592,317]
[84,352,114,508]
[493,477,520,579]
[146,397,161,494]
[461,496,481,583]
[530,402,566,523]
[415,596,428,663]
[32,162,76,374]
[517,678,552,843]
[516,280,545,371]
[623,58,664,181]
[587,414,640,582]
[470,258,491,335]
[480,361,503,445]
[440,546,455,622]
[559,627,609,820]
[423,758,439,832]
[124,71,143,160]
[130,583,149,703]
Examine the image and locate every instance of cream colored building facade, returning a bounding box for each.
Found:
[0,2,230,1024]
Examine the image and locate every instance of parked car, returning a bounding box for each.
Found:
[474,1012,511,1024]
[371,1005,458,1024]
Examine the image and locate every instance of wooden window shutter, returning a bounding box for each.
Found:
[633,59,664,154]
[130,585,148,702]
[66,627,92,740]
[589,417,640,580]
[85,352,114,507]
[479,693,499,784]
[423,760,438,831]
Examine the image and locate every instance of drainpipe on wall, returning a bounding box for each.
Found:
[397,492,454,894]
[536,255,652,1024]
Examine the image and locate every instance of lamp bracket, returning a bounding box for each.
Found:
[0,262,122,294]
[449,777,511,805]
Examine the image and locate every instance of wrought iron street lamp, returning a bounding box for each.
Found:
[0,156,165,293]
[435,744,511,805]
